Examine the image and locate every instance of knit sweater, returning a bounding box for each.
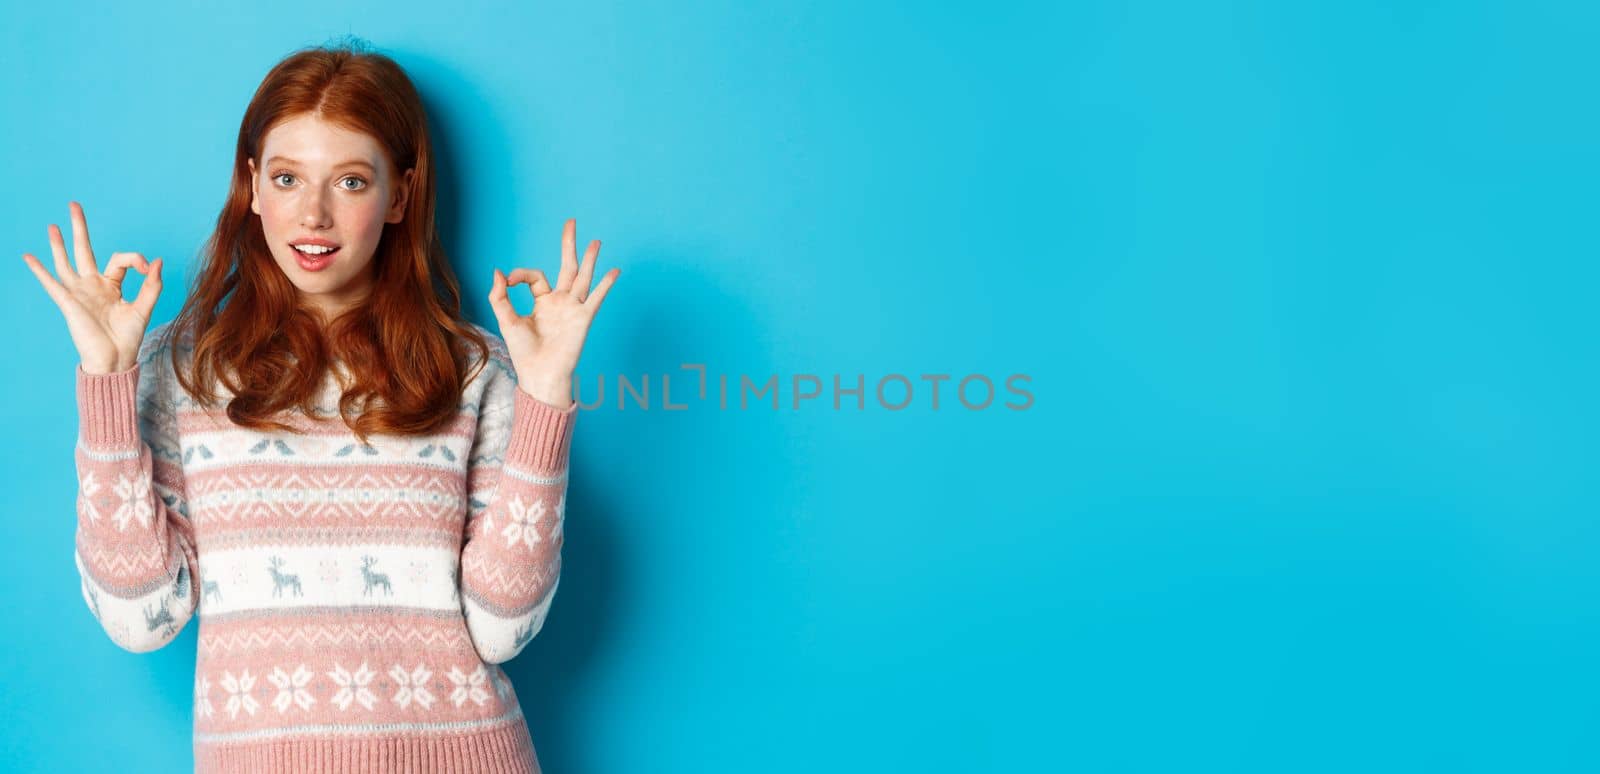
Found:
[72,320,577,773]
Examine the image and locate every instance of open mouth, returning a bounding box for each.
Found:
[291,244,341,258]
[291,243,340,272]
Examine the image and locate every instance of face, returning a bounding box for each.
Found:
[247,114,414,321]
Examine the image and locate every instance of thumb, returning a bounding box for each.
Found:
[132,257,163,316]
[487,268,517,329]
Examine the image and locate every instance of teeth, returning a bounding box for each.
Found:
[293,244,337,255]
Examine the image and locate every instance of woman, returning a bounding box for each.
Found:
[22,40,617,773]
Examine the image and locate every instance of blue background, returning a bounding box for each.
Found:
[3,1,1596,771]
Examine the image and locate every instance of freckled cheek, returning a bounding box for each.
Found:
[340,205,386,242]
[257,197,297,238]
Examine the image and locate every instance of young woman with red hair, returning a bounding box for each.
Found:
[23,39,617,773]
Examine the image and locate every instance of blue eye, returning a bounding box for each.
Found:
[270,172,365,190]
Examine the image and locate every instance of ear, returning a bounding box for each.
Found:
[246,158,261,216]
[387,168,415,224]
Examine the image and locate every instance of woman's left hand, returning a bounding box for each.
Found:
[489,218,620,409]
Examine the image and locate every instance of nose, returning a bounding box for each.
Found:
[299,187,332,229]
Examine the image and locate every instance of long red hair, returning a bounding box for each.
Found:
[158,38,489,444]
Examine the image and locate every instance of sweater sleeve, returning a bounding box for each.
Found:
[73,325,201,653]
[459,355,577,664]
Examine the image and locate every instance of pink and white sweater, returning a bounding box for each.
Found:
[72,320,576,773]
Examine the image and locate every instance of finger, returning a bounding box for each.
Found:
[48,223,74,285]
[573,239,600,301]
[70,201,100,277]
[506,267,552,297]
[555,218,578,294]
[131,257,163,316]
[103,252,151,286]
[487,268,520,328]
[584,267,620,313]
[21,252,74,309]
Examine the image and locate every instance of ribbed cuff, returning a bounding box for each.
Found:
[76,363,141,448]
[504,386,578,475]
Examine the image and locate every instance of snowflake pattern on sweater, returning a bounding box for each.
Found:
[72,321,573,772]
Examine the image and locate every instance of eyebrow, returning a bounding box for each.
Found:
[265,155,376,172]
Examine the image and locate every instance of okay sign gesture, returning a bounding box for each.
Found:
[21,201,165,375]
[489,218,620,409]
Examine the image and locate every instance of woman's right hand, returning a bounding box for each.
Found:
[21,201,163,375]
